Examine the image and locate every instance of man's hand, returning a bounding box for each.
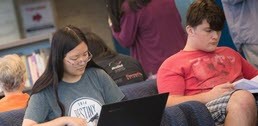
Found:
[207,82,234,100]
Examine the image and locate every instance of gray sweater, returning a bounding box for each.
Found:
[222,0,258,49]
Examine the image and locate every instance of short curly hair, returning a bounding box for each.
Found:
[186,0,225,31]
[0,54,26,92]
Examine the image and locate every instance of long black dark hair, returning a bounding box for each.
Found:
[106,0,151,32]
[30,25,100,116]
[85,31,117,62]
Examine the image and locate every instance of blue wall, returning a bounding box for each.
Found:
[215,0,237,51]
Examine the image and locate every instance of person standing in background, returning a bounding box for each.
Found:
[0,54,29,112]
[85,31,147,86]
[107,0,187,77]
[221,0,258,69]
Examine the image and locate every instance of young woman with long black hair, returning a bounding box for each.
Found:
[22,25,124,126]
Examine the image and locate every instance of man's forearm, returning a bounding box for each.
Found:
[166,92,211,107]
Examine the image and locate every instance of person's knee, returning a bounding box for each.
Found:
[228,90,256,112]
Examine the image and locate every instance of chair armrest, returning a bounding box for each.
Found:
[161,105,188,126]
[0,109,25,126]
[120,79,158,100]
[161,101,215,126]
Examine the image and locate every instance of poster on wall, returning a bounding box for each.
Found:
[20,1,56,37]
[0,0,20,45]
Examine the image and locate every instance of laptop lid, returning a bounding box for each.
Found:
[97,93,169,126]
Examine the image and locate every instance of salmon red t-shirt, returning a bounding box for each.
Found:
[157,47,258,96]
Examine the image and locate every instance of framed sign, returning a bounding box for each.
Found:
[20,1,56,37]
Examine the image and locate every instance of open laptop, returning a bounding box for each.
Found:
[97,93,169,126]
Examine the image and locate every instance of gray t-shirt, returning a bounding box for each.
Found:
[24,68,124,126]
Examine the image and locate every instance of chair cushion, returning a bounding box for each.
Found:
[0,109,25,126]
[161,101,215,126]
[119,79,158,100]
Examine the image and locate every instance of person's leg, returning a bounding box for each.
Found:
[206,91,232,125]
[224,90,257,126]
[241,44,258,69]
[254,94,258,126]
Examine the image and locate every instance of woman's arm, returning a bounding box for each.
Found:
[110,2,139,48]
[23,92,87,126]
[22,117,87,126]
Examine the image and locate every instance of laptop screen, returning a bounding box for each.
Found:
[97,93,169,126]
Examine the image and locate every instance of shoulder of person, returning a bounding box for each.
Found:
[117,54,136,61]
[163,51,184,63]
[216,46,238,54]
[85,67,106,76]
[159,51,193,72]
[30,86,54,99]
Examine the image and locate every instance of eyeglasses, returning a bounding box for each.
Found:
[65,51,93,66]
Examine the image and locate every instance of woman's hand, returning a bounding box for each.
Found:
[62,117,87,126]
[22,116,87,126]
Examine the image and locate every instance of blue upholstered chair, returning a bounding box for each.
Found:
[0,79,215,126]
[120,79,215,126]
[0,109,25,126]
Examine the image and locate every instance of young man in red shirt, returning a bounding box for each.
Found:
[157,0,258,125]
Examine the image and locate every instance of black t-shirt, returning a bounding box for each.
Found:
[95,54,146,86]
